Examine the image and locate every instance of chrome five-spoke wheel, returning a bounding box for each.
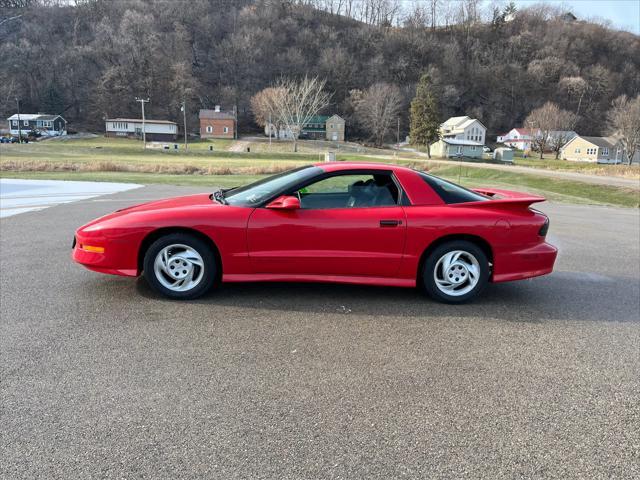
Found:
[422,240,489,303]
[153,244,205,292]
[433,250,480,297]
[143,233,217,299]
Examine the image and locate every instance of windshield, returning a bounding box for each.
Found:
[224,166,322,207]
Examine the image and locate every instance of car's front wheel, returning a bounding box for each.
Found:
[143,233,217,299]
[422,240,489,303]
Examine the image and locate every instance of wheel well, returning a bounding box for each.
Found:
[417,234,493,284]
[137,227,222,279]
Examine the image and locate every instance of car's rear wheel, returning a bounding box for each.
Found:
[143,233,217,299]
[422,240,489,304]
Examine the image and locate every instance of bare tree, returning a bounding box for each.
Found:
[270,76,331,152]
[549,109,578,159]
[525,102,576,159]
[250,87,286,139]
[351,83,402,147]
[607,95,640,165]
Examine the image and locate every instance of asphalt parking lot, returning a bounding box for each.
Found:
[1,184,639,479]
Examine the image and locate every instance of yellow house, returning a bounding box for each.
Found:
[560,136,627,164]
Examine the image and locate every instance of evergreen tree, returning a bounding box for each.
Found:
[409,74,440,159]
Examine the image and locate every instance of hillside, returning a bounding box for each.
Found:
[1,0,638,139]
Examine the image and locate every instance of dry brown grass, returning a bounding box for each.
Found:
[0,160,300,176]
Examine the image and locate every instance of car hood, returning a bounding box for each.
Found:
[79,193,219,230]
[116,193,216,213]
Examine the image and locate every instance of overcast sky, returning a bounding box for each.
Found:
[505,0,639,34]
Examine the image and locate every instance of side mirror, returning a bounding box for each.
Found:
[266,195,300,210]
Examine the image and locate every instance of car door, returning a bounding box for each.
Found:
[246,171,407,277]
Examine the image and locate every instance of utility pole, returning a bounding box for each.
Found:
[181,100,188,150]
[15,97,22,144]
[233,104,238,140]
[135,97,149,149]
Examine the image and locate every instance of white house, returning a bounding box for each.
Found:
[498,128,577,152]
[105,118,177,141]
[498,128,535,150]
[440,116,487,145]
[430,116,486,158]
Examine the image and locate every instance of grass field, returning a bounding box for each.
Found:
[2,137,638,208]
[511,152,639,178]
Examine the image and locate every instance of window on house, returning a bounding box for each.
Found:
[12,120,17,126]
[602,148,609,155]
[587,148,597,155]
[575,148,581,153]
[330,124,334,129]
[223,126,229,133]
[42,120,52,128]
[206,126,213,133]
[23,120,29,126]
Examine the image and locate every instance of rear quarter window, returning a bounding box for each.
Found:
[418,172,489,204]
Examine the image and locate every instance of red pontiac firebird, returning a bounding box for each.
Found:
[72,162,557,303]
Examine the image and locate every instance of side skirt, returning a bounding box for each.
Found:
[223,273,416,288]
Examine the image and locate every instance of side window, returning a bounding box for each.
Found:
[419,172,489,204]
[295,173,399,209]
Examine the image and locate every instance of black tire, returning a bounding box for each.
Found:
[421,240,489,304]
[143,233,217,300]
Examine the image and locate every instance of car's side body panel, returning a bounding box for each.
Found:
[246,205,407,277]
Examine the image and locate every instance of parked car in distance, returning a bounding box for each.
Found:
[0,136,19,143]
[72,162,557,303]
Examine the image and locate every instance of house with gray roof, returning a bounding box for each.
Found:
[7,113,67,137]
[430,115,487,158]
[560,135,638,164]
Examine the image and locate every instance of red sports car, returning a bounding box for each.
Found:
[72,162,557,303]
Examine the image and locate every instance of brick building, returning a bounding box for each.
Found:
[199,106,236,139]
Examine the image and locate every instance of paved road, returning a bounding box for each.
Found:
[390,149,640,190]
[1,185,639,479]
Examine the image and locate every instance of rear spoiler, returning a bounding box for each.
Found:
[451,187,546,209]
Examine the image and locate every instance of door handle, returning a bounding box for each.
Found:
[380,219,402,227]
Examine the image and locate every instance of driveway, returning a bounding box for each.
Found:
[1,185,639,479]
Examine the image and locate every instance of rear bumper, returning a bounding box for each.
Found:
[72,233,139,277]
[492,241,557,283]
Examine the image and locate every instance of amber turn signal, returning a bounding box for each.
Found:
[81,244,105,253]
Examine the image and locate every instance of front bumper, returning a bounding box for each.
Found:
[72,232,139,277]
[492,242,558,283]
